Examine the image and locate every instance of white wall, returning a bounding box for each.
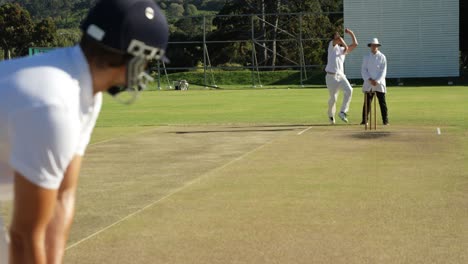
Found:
[344,0,459,79]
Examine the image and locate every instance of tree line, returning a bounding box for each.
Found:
[0,0,91,58]
[0,0,225,58]
[0,0,465,74]
[167,0,343,69]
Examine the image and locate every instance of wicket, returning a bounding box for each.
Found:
[364,92,377,130]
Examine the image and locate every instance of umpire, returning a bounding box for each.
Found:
[361,38,389,125]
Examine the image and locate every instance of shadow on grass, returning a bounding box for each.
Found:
[173,128,299,134]
[172,124,341,134]
[350,131,393,139]
[226,124,331,129]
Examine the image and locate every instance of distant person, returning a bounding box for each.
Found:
[360,38,389,125]
[325,28,358,124]
[0,0,168,263]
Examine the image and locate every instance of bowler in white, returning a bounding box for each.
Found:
[325,28,358,124]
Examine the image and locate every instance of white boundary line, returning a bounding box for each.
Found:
[297,126,312,135]
[66,138,275,251]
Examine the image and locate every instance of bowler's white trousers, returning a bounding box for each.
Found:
[325,73,353,118]
[0,215,8,264]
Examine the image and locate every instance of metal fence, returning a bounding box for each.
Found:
[156,12,343,88]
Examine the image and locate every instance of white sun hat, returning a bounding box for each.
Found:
[367,38,382,47]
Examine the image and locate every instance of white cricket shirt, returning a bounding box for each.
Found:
[0,46,102,200]
[325,40,346,75]
[361,50,387,93]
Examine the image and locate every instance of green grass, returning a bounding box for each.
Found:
[92,85,468,145]
[97,86,467,128]
[64,85,468,263]
[2,85,467,263]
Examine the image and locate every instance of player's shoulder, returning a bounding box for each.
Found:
[18,64,67,80]
[24,66,75,85]
[11,58,82,110]
[376,51,387,61]
[1,49,74,85]
[20,49,80,88]
[16,66,79,104]
[0,47,86,119]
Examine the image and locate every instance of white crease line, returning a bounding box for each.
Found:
[297,127,312,135]
[89,126,162,146]
[66,138,275,251]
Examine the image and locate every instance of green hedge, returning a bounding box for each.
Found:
[149,70,467,90]
[153,69,326,88]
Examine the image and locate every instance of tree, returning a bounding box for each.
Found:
[320,0,343,24]
[167,3,185,17]
[5,0,94,29]
[0,3,35,58]
[185,4,198,16]
[211,0,339,68]
[33,18,57,47]
[211,0,261,65]
[56,28,82,47]
[201,0,225,11]
[174,16,204,37]
[0,3,59,58]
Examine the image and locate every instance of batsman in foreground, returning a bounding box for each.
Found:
[0,0,168,263]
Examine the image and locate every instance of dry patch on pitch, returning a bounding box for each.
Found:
[64,125,467,263]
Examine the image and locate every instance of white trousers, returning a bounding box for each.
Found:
[326,74,353,118]
[0,216,8,264]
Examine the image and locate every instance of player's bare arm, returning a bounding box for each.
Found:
[345,28,358,53]
[46,155,82,264]
[9,173,58,264]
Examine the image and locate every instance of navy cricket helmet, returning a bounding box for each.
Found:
[81,0,169,102]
